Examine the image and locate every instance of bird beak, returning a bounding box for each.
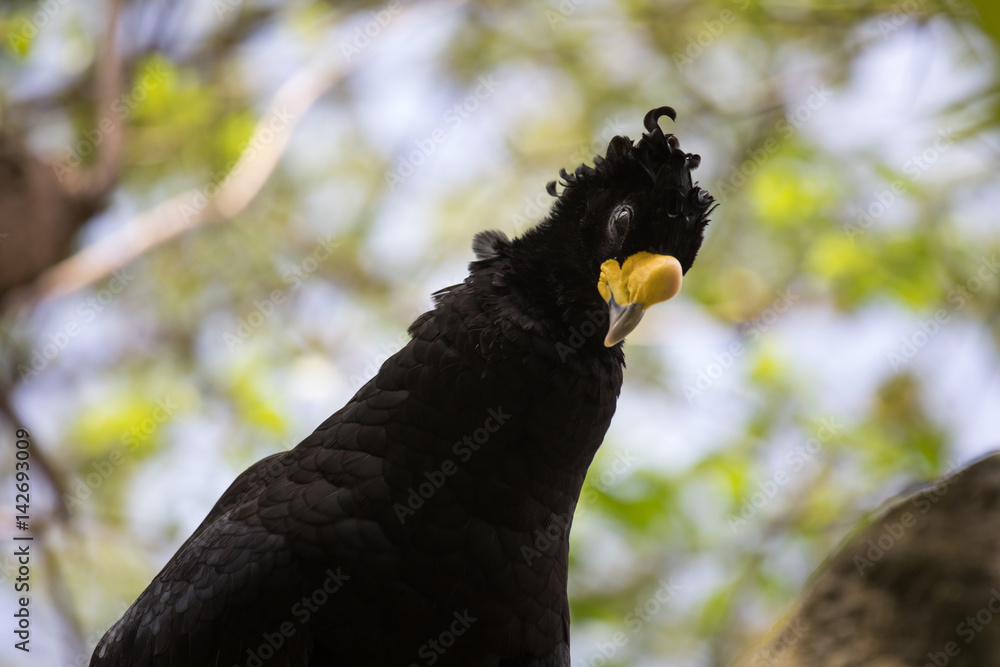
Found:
[598,252,683,347]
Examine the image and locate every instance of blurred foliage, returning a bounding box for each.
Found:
[1,0,999,665]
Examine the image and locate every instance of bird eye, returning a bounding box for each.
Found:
[609,205,632,238]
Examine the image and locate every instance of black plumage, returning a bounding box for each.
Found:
[90,107,713,667]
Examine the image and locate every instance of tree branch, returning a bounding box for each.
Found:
[9,62,342,311]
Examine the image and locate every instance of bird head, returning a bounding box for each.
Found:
[473,107,713,351]
[547,107,714,347]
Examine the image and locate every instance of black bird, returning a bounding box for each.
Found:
[90,107,714,667]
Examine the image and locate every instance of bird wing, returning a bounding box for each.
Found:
[89,451,320,666]
[91,380,396,667]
